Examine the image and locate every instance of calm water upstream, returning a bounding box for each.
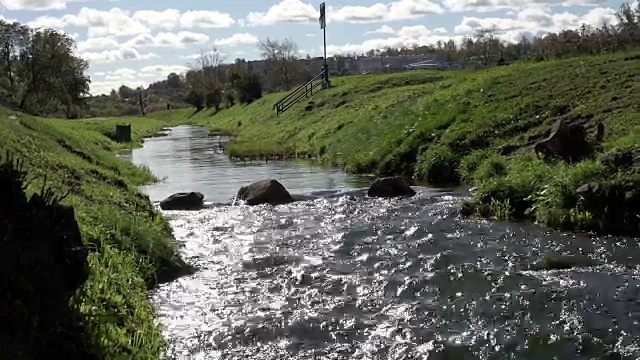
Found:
[124,125,640,360]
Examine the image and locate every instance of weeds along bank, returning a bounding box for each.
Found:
[0,106,193,359]
[151,52,639,235]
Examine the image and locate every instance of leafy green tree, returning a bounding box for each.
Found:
[0,21,89,117]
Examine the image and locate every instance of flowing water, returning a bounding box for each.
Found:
[124,125,640,360]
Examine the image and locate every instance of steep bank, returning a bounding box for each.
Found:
[0,107,193,359]
[150,52,639,234]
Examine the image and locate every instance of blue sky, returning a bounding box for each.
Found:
[0,0,629,94]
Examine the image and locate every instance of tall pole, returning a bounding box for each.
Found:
[323,26,328,83]
[319,2,329,86]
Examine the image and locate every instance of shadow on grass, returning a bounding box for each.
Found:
[0,151,97,359]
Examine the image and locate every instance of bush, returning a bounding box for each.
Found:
[464,153,639,234]
[415,144,461,183]
[234,72,263,104]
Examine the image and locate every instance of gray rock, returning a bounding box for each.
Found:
[159,192,205,210]
[367,177,416,198]
[236,179,293,206]
[533,119,593,162]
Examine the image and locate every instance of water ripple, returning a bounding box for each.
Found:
[151,192,640,360]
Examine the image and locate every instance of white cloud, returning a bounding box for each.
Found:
[63,7,150,37]
[77,36,120,52]
[123,31,209,48]
[138,64,188,78]
[326,6,616,55]
[246,0,444,26]
[328,24,456,55]
[81,47,158,64]
[19,8,234,41]
[453,6,617,43]
[179,48,227,60]
[331,0,445,23]
[213,33,259,47]
[26,15,67,29]
[365,25,397,35]
[104,67,137,81]
[443,0,608,12]
[434,27,448,34]
[132,9,182,29]
[0,0,88,11]
[179,10,235,28]
[327,34,463,56]
[245,0,318,26]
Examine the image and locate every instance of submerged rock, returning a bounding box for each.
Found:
[367,176,416,198]
[236,179,293,205]
[160,192,205,210]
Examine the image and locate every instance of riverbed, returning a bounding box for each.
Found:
[124,125,640,360]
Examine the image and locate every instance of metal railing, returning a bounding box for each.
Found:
[273,70,327,115]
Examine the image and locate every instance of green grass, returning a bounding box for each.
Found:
[148,52,639,234]
[0,108,193,359]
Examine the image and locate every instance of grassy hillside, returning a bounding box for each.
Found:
[0,106,192,359]
[150,52,639,234]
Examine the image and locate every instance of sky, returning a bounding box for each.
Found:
[0,0,630,95]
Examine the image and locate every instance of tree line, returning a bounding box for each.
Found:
[0,20,90,118]
[1,2,638,118]
[357,2,640,65]
[132,1,640,114]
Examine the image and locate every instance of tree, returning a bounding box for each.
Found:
[186,47,225,91]
[166,72,182,89]
[185,89,204,110]
[10,27,90,116]
[137,87,146,116]
[234,72,262,104]
[118,85,136,101]
[204,88,222,111]
[257,38,302,91]
[475,25,498,65]
[0,21,29,96]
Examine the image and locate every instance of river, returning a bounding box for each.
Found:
[122,125,640,360]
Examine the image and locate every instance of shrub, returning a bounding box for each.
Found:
[234,72,263,104]
[415,144,461,183]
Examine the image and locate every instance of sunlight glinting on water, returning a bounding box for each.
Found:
[129,126,639,359]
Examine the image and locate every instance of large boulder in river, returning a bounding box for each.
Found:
[236,179,293,206]
[159,192,204,210]
[533,120,593,162]
[367,177,416,198]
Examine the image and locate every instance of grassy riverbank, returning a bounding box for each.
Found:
[150,52,639,235]
[0,106,193,358]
